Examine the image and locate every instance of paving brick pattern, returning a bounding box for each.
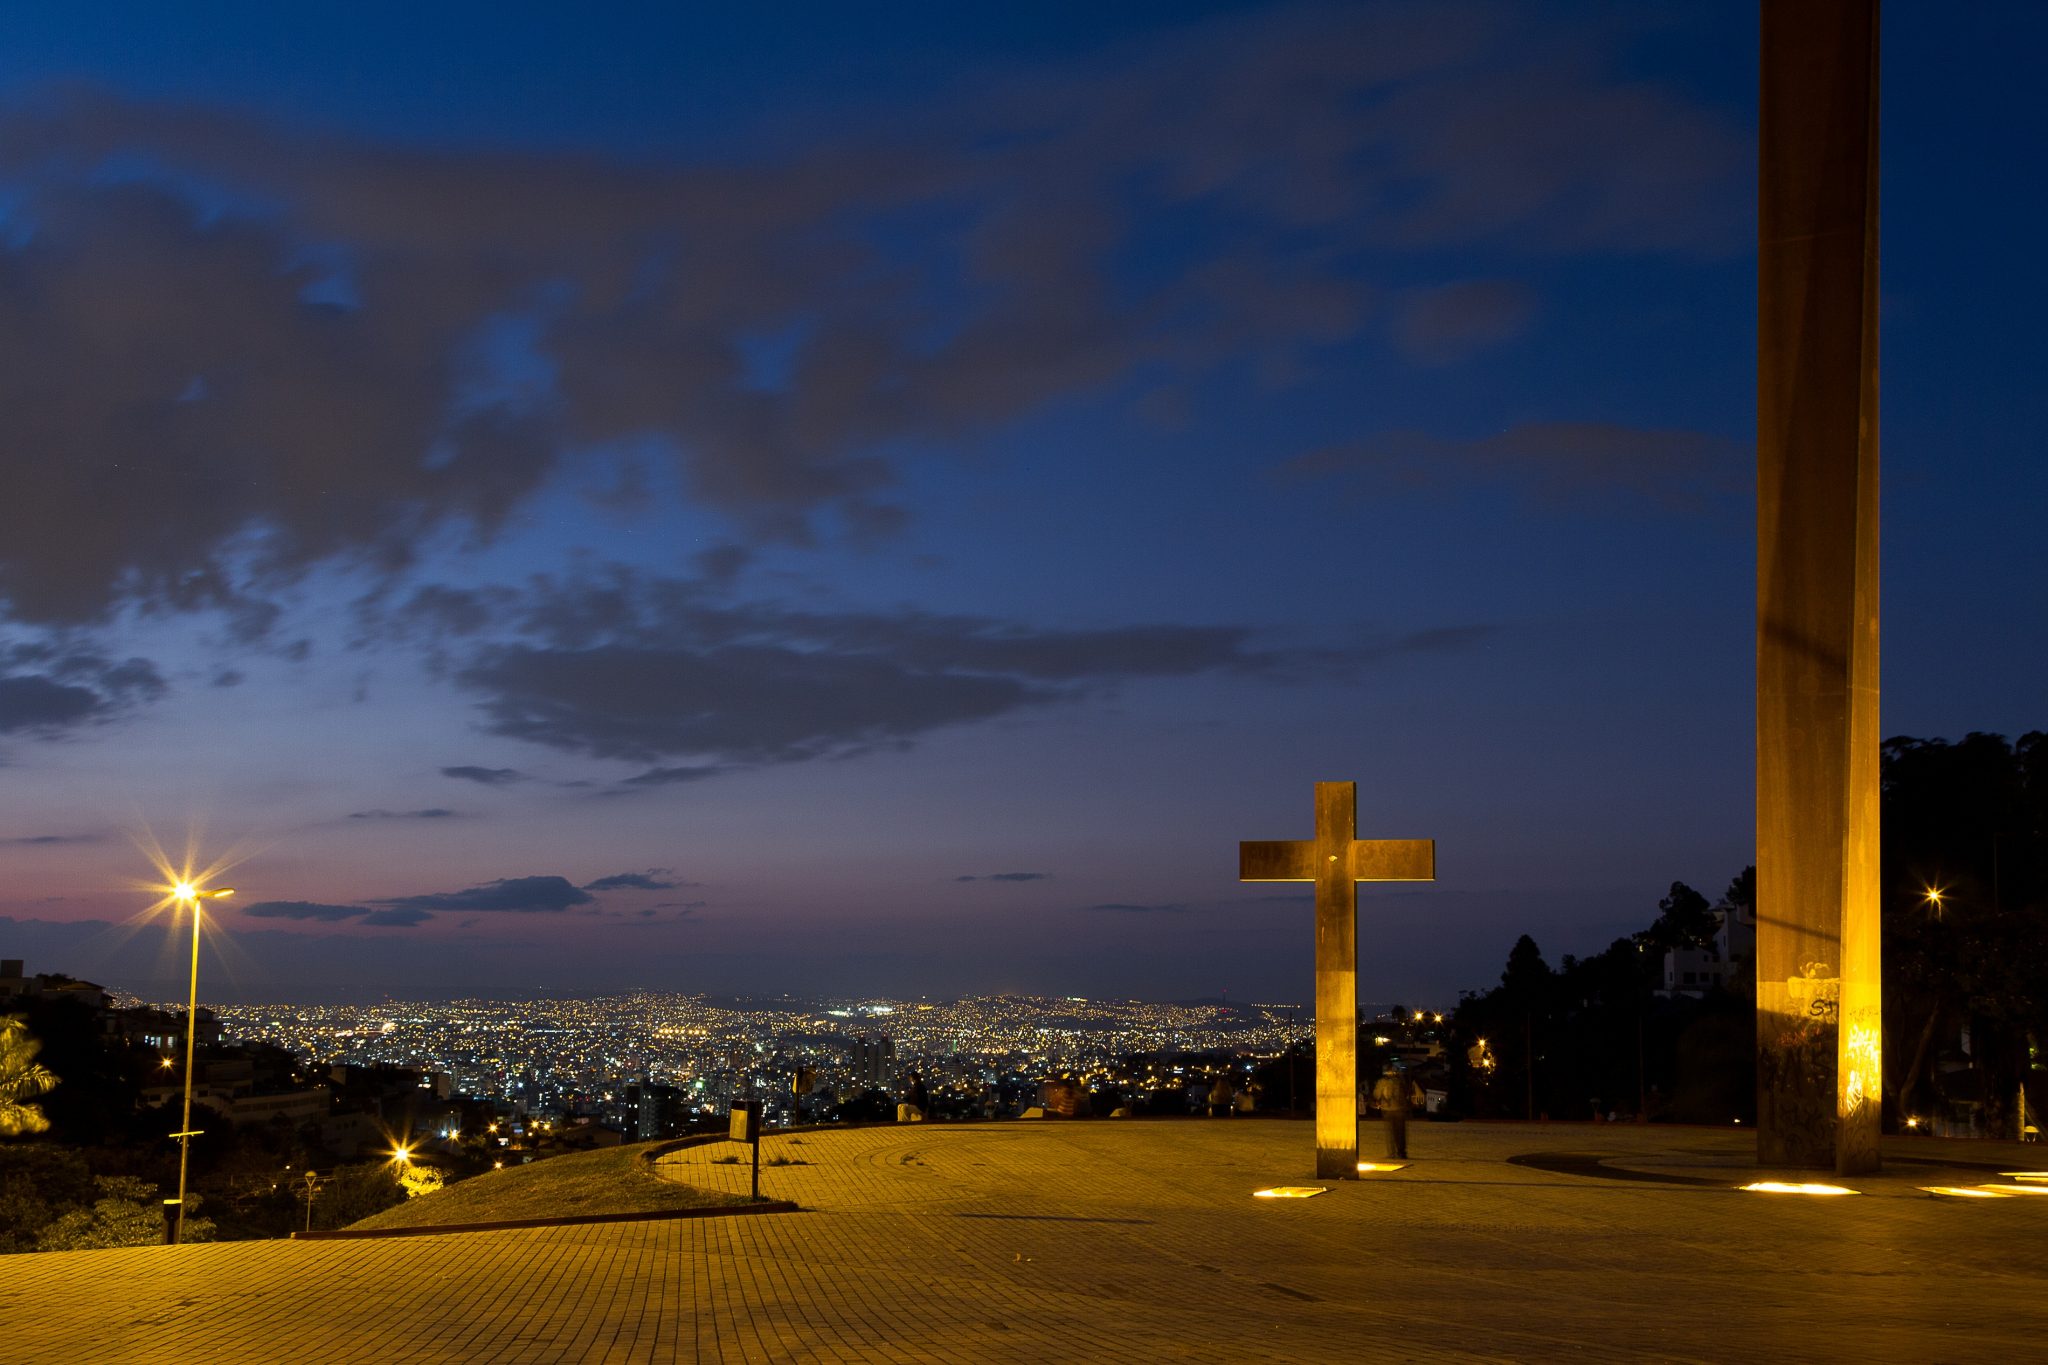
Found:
[9,1121,2047,1362]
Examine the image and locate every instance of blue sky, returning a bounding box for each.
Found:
[0,1,2041,1005]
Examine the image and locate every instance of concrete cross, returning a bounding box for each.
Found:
[1240,781,1434,1178]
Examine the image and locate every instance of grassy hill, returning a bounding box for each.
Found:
[346,1141,751,1231]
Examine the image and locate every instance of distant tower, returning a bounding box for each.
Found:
[851,1034,896,1089]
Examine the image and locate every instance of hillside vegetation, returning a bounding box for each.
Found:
[347,1141,748,1231]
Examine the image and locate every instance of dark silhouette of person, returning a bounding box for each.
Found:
[906,1073,929,1118]
[1371,1064,1419,1158]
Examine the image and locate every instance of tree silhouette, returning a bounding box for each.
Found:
[1882,731,2047,1134]
[1646,882,1715,951]
[0,1016,58,1138]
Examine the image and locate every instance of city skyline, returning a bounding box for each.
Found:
[1,2,2044,1006]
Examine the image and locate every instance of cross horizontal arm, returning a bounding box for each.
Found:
[1349,839,1434,882]
[1239,841,1316,882]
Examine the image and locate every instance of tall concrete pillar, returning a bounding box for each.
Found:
[1756,0,1883,1175]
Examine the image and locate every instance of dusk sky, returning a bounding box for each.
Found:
[0,2,2040,1006]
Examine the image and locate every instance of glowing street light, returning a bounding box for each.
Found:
[168,879,233,1245]
[1924,887,1945,918]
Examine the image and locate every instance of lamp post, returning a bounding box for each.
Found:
[170,880,233,1245]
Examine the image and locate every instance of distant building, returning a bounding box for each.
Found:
[114,1004,221,1050]
[1,960,112,1013]
[1661,901,1757,997]
[140,1054,333,1128]
[227,1086,332,1126]
[851,1034,896,1089]
[626,1082,691,1140]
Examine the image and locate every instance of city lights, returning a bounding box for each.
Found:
[210,993,1322,1125]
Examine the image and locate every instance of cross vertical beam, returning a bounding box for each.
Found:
[1240,780,1434,1180]
[1757,0,1882,1175]
[1313,782,1359,1178]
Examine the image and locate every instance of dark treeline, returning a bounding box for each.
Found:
[1451,731,2047,1135]
[1883,732,2047,1135]
[1452,873,1754,1124]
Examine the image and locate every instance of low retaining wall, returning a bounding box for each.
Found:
[292,1198,798,1241]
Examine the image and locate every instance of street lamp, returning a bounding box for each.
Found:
[169,880,233,1245]
[1923,887,1945,918]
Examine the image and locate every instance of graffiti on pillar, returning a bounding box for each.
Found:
[1759,963,1841,1163]
[1758,1023,1836,1160]
[1840,1008,1881,1120]
[1787,962,1841,1024]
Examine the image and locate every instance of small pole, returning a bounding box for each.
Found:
[730,1100,762,1201]
[747,1076,760,1200]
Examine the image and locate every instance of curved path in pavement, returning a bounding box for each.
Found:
[9,1120,2047,1362]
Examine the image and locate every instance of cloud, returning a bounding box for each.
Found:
[618,765,730,787]
[0,677,101,732]
[380,874,593,914]
[0,647,165,736]
[1278,421,1747,507]
[241,900,370,922]
[956,872,1050,883]
[1084,902,1190,914]
[360,906,433,928]
[584,870,682,892]
[1391,280,1537,364]
[0,832,104,846]
[0,9,1740,630]
[440,765,527,786]
[347,808,458,820]
[388,569,1474,774]
[240,874,590,926]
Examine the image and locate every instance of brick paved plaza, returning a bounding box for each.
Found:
[8,1120,2047,1362]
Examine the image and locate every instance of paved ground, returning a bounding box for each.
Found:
[9,1120,2048,1362]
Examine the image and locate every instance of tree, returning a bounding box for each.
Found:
[1717,867,1755,922]
[0,1016,58,1138]
[1497,936,1553,1120]
[1646,882,1716,951]
[398,1163,444,1199]
[311,1163,406,1230]
[1882,732,2048,1135]
[1453,870,1761,1125]
[0,1145,95,1253]
[34,1176,215,1251]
